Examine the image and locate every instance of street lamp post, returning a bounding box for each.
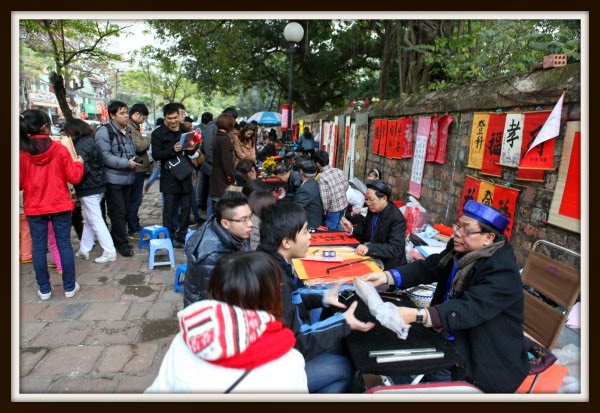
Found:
[283,22,304,144]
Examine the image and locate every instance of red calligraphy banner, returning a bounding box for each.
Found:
[492,185,520,240]
[399,117,414,158]
[378,119,389,156]
[386,119,397,158]
[458,175,481,218]
[435,114,453,164]
[481,113,505,177]
[372,119,382,155]
[558,131,580,219]
[425,116,439,162]
[519,111,555,170]
[309,231,361,247]
[391,118,404,159]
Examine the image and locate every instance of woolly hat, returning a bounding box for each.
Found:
[462,200,509,232]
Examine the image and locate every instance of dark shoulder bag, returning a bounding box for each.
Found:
[166,153,194,181]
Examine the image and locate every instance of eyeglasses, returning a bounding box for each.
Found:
[365,197,382,205]
[225,216,252,223]
[452,224,486,237]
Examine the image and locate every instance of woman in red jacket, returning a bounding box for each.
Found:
[20,110,84,301]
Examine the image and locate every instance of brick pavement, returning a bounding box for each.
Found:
[17,182,190,397]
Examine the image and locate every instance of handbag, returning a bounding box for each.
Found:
[166,153,194,181]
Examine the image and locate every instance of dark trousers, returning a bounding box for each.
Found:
[163,192,191,243]
[105,183,133,252]
[198,171,210,211]
[128,172,146,234]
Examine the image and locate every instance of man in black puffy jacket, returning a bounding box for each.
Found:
[183,191,252,307]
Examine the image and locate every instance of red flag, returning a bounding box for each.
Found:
[425,116,439,162]
[481,113,505,177]
[435,114,453,164]
[492,185,520,240]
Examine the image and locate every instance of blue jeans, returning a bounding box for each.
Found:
[324,209,345,231]
[147,163,160,188]
[27,212,77,294]
[128,171,146,234]
[305,352,354,393]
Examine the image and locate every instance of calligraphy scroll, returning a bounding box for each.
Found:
[476,180,495,206]
[434,114,453,164]
[492,185,520,240]
[548,121,581,233]
[391,118,404,159]
[516,111,551,181]
[480,113,505,177]
[498,113,524,168]
[378,119,388,156]
[458,175,481,217]
[399,117,414,158]
[520,111,555,171]
[425,116,439,162]
[308,231,361,247]
[372,119,382,155]
[467,113,490,169]
[408,117,431,198]
[386,119,397,159]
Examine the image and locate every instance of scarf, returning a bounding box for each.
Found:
[438,240,505,293]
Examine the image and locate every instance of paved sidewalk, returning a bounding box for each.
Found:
[17,182,188,398]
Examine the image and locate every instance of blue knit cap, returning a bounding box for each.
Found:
[462,200,509,232]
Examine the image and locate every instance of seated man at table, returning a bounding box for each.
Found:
[362,200,529,393]
[272,161,298,201]
[256,201,375,393]
[340,180,407,270]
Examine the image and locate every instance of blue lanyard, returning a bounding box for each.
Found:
[371,213,379,238]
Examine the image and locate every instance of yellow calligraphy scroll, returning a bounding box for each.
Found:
[477,180,496,205]
[467,113,490,169]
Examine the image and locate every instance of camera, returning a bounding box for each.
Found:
[131,155,143,164]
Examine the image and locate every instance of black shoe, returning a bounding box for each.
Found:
[119,248,134,257]
[172,240,184,249]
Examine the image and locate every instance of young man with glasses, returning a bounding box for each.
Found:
[182,191,252,308]
[340,180,407,270]
[361,200,529,393]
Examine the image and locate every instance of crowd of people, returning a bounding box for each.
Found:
[20,102,528,395]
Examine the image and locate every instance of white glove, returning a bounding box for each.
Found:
[354,278,411,339]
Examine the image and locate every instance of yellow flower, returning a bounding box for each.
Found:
[262,156,276,170]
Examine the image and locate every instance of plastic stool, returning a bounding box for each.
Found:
[148,238,175,269]
[174,263,187,293]
[139,225,170,249]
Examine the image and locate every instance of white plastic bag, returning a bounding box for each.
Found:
[354,278,411,339]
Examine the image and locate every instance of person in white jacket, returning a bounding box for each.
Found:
[145,251,308,394]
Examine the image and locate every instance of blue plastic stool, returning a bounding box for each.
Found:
[174,263,187,293]
[148,238,175,269]
[139,225,170,249]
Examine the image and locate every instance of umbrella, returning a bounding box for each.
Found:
[247,111,282,126]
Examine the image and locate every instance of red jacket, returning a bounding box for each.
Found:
[20,137,84,216]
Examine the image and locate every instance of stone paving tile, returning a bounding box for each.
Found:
[145,300,177,320]
[79,301,131,321]
[97,342,159,373]
[20,320,47,344]
[19,376,54,394]
[75,284,123,301]
[84,320,142,345]
[36,302,88,321]
[120,285,161,301]
[31,345,104,376]
[30,320,94,347]
[115,372,156,393]
[20,347,48,376]
[20,302,48,319]
[47,375,117,393]
[124,301,153,320]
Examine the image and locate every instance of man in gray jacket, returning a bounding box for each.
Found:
[95,100,140,257]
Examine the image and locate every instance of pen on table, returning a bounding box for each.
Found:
[326,258,371,274]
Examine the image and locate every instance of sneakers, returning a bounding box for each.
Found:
[37,289,52,301]
[119,247,134,257]
[75,250,89,260]
[65,282,80,298]
[95,252,117,264]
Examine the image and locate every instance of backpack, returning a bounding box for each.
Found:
[96,123,123,157]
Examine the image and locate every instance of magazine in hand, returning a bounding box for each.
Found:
[179,131,195,149]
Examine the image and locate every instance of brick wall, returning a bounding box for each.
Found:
[300,64,582,267]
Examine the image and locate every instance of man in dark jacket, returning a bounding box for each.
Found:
[197,112,216,217]
[340,180,407,270]
[362,200,529,393]
[256,201,374,393]
[183,191,252,307]
[293,161,322,231]
[151,102,195,247]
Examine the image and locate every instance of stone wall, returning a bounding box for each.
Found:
[299,64,582,267]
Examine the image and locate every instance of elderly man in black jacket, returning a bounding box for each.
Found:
[151,102,195,248]
[183,191,252,307]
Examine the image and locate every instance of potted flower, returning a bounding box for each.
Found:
[262,156,276,176]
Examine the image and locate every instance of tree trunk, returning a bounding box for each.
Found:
[50,71,73,122]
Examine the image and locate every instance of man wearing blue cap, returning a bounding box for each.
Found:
[362,200,529,393]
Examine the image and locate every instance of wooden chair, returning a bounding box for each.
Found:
[521,240,580,392]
